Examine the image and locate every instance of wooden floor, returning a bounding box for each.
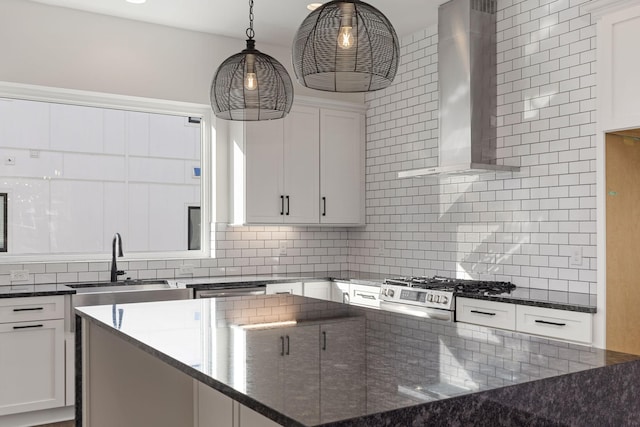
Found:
[35,422,74,427]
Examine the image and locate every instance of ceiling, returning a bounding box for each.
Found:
[28,0,444,47]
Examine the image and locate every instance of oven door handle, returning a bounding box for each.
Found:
[379,301,453,321]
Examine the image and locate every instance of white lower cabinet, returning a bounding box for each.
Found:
[303,281,333,301]
[0,318,65,416]
[455,297,593,344]
[516,305,592,344]
[196,382,280,427]
[350,283,381,308]
[456,298,516,330]
[266,282,303,296]
[330,281,350,303]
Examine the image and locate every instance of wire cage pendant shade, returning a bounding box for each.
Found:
[292,0,400,93]
[210,1,293,121]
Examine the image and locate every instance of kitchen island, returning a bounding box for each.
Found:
[75,295,640,426]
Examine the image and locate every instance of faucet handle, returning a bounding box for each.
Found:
[116,270,126,277]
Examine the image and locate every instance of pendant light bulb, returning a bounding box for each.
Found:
[338,3,355,50]
[244,54,258,91]
[244,73,258,90]
[338,26,354,49]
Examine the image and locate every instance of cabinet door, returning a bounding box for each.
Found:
[304,281,332,301]
[0,319,65,416]
[245,120,285,224]
[320,109,364,225]
[284,106,320,224]
[320,318,365,423]
[266,282,303,296]
[330,282,350,303]
[283,324,320,425]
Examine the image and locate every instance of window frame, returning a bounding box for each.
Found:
[0,81,212,262]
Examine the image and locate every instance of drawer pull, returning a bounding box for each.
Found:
[280,336,285,356]
[13,324,44,330]
[470,310,496,316]
[356,293,376,300]
[13,307,44,312]
[275,291,291,295]
[535,319,566,327]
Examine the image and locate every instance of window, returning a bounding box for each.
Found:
[0,85,211,261]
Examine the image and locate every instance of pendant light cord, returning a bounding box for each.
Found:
[246,0,255,40]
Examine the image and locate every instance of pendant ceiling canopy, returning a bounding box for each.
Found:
[292,0,400,93]
[210,0,293,121]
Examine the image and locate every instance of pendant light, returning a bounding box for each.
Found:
[210,0,293,121]
[292,0,399,93]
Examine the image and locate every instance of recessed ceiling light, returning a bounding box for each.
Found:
[307,3,323,11]
[126,0,146,4]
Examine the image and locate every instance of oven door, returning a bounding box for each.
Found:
[379,301,453,321]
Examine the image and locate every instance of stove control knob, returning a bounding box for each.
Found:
[381,288,387,296]
[441,296,449,304]
[433,295,440,303]
[427,294,433,302]
[388,289,395,298]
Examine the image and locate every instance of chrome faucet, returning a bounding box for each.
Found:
[110,233,125,282]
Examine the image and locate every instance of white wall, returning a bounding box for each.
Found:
[349,0,597,294]
[0,0,363,105]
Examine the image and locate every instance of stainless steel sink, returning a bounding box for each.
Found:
[70,279,192,330]
[68,279,175,294]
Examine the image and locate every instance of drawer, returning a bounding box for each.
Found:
[350,284,380,308]
[0,296,65,323]
[516,305,592,344]
[456,297,516,330]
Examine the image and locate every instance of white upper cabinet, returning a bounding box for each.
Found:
[244,118,285,224]
[320,109,365,225]
[589,1,640,131]
[283,105,320,224]
[230,99,365,226]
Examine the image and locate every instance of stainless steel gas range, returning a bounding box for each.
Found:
[379,276,516,321]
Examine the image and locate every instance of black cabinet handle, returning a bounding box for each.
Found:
[280,195,284,215]
[286,195,290,216]
[286,335,290,355]
[535,319,566,327]
[13,324,43,330]
[322,331,327,351]
[470,310,496,316]
[322,197,327,216]
[280,336,285,356]
[357,293,376,300]
[13,307,44,312]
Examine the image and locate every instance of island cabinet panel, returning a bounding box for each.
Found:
[0,319,65,416]
[242,327,285,411]
[320,318,366,423]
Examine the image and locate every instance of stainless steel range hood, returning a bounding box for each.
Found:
[399,0,519,178]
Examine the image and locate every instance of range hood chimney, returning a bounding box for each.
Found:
[399,0,519,178]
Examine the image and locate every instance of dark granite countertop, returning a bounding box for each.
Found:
[178,270,386,290]
[0,283,75,298]
[75,295,635,427]
[457,287,597,313]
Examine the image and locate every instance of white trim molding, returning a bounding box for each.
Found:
[582,0,640,19]
[0,81,213,263]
